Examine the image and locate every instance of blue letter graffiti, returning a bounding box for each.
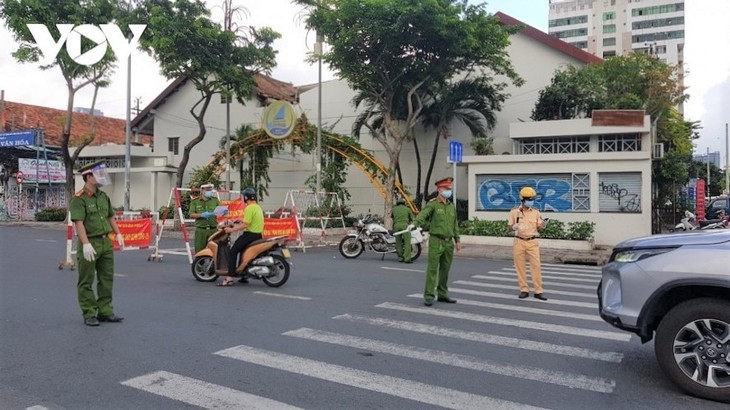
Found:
[478,177,573,212]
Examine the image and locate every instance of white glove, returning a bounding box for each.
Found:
[407,224,415,231]
[82,243,97,262]
[512,224,520,231]
[117,234,125,249]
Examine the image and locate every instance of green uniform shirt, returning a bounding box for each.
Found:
[413,198,460,242]
[70,186,114,237]
[392,204,414,229]
[189,197,220,228]
[243,202,264,233]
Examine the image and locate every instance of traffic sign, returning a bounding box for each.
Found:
[449,140,463,163]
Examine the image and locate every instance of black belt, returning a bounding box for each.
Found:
[197,226,217,230]
[87,232,111,239]
[516,236,537,241]
[431,234,452,241]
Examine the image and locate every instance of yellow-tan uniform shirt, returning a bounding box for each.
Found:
[508,206,543,239]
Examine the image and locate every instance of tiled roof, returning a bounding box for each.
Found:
[495,12,603,65]
[0,100,152,148]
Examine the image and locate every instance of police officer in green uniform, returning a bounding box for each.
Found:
[70,161,125,326]
[391,195,414,263]
[188,183,222,253]
[409,177,461,306]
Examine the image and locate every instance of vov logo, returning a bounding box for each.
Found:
[27,24,146,66]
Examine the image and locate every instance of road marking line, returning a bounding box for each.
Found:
[502,268,602,278]
[472,275,596,290]
[405,294,602,322]
[449,287,597,308]
[542,262,603,271]
[454,281,597,299]
[283,328,615,393]
[333,314,624,363]
[114,273,126,277]
[482,270,600,284]
[34,239,56,243]
[381,266,423,273]
[120,370,301,409]
[375,302,629,342]
[253,291,311,300]
[26,406,49,410]
[215,345,545,410]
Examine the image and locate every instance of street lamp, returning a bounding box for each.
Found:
[123,0,133,211]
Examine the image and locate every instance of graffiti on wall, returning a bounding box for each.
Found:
[478,177,573,212]
[1,183,67,220]
[599,180,640,212]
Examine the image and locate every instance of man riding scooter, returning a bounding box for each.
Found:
[218,187,264,286]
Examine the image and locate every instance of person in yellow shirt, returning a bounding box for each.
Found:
[508,186,548,301]
[218,187,264,286]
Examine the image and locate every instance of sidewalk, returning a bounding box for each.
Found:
[1,221,612,266]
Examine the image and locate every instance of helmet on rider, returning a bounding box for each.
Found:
[519,186,537,201]
[242,187,257,202]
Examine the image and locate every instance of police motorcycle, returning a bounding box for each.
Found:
[338,214,423,260]
[191,220,291,287]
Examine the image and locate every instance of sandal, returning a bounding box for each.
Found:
[216,279,234,287]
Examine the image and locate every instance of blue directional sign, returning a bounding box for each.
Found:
[449,140,463,163]
[0,130,36,147]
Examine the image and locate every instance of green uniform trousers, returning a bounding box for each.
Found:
[424,236,454,301]
[77,235,115,319]
[393,223,412,262]
[194,227,217,253]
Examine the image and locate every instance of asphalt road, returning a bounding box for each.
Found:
[0,225,725,410]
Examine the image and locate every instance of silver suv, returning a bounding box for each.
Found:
[598,229,730,403]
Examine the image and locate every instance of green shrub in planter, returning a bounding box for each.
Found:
[566,221,595,241]
[459,217,595,241]
[35,207,67,222]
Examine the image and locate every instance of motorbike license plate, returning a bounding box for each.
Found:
[282,248,291,258]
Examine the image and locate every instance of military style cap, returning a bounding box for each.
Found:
[78,160,106,175]
[435,177,453,188]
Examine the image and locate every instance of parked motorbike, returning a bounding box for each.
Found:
[674,210,697,231]
[338,214,423,260]
[191,221,291,286]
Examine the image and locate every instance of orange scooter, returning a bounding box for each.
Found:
[191,221,291,287]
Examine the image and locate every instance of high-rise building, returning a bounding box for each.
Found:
[693,151,722,169]
[548,0,684,65]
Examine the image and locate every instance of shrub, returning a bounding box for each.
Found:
[35,207,67,222]
[459,217,595,241]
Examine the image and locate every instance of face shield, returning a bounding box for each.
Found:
[89,163,111,186]
[200,184,215,198]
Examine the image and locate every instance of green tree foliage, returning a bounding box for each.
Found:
[1,0,125,202]
[132,0,279,188]
[296,0,521,227]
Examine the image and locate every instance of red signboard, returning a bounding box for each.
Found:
[263,217,299,240]
[113,218,153,250]
[218,198,245,223]
[696,179,706,220]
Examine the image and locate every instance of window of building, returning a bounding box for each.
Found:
[569,40,589,49]
[632,16,684,30]
[598,172,642,213]
[475,173,590,213]
[603,50,617,58]
[603,37,617,47]
[599,134,642,152]
[552,28,589,39]
[632,30,684,43]
[632,3,684,17]
[519,137,590,155]
[168,137,179,155]
[603,24,616,34]
[603,11,616,21]
[549,15,589,27]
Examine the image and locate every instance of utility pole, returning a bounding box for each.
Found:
[123,0,133,211]
[726,123,729,195]
[706,146,711,196]
[315,33,323,196]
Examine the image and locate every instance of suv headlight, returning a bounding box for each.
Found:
[612,247,676,263]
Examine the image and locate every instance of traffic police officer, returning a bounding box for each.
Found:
[391,195,414,263]
[409,177,461,306]
[508,186,548,301]
[70,161,125,326]
[188,183,221,253]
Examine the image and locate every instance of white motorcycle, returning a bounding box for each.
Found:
[674,210,697,231]
[338,214,423,260]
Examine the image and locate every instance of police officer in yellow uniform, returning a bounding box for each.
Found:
[188,183,222,253]
[409,177,461,306]
[508,186,548,301]
[70,161,125,326]
[391,195,414,263]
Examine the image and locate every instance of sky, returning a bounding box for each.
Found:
[0,0,727,166]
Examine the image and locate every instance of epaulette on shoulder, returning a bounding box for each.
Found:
[428,198,438,202]
[75,189,85,197]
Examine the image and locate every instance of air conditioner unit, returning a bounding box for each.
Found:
[652,143,665,159]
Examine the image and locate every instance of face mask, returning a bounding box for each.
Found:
[442,190,452,199]
[524,200,535,207]
[204,190,214,198]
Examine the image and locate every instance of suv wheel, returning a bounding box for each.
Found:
[655,298,730,403]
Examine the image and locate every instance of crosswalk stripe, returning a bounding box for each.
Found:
[253,291,312,300]
[283,328,615,393]
[381,266,422,273]
[333,314,623,363]
[482,270,600,284]
[454,281,597,299]
[448,287,597,309]
[405,294,602,322]
[502,268,601,279]
[471,275,596,290]
[375,302,630,342]
[120,371,302,409]
[542,263,603,271]
[215,345,544,410]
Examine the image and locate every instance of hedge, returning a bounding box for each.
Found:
[35,207,67,222]
[459,218,595,241]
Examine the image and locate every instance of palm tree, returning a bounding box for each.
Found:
[419,77,508,205]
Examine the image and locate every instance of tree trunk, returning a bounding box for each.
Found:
[423,128,445,205]
[412,134,422,207]
[176,95,213,188]
[62,81,77,205]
